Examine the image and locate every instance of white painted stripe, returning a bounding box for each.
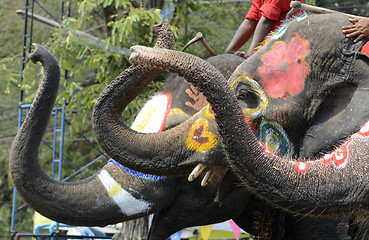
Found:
[131,94,168,133]
[98,170,151,216]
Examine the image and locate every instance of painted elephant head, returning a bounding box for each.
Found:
[92,12,369,236]
[129,41,350,239]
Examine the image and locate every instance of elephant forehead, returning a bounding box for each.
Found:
[130,92,172,133]
[232,33,310,101]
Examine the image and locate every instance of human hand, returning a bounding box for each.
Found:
[234,51,249,59]
[342,17,369,42]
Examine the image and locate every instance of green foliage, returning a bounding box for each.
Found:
[180,1,250,56]
[48,0,168,131]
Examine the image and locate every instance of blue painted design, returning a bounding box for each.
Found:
[108,159,166,181]
[259,120,294,158]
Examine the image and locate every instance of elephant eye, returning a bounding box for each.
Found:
[236,84,259,109]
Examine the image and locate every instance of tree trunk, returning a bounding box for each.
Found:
[113,216,149,240]
[102,4,117,36]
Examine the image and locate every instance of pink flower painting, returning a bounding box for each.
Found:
[258,33,310,99]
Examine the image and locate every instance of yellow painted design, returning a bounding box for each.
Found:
[204,104,215,119]
[231,74,269,119]
[167,108,185,117]
[108,182,122,198]
[186,119,218,152]
[131,107,157,132]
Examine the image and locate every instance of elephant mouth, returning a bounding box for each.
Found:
[230,74,269,120]
[187,75,273,185]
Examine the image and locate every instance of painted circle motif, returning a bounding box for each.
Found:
[259,120,294,158]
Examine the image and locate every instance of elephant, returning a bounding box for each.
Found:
[132,36,352,240]
[10,16,356,239]
[8,20,252,240]
[92,13,369,238]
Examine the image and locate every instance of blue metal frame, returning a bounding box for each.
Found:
[162,0,175,19]
[51,105,66,180]
[10,0,110,237]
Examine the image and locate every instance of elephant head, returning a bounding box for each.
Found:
[127,43,351,239]
[93,12,369,227]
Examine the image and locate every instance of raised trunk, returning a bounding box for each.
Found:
[9,22,177,227]
[128,46,369,217]
[92,22,227,176]
[10,44,124,226]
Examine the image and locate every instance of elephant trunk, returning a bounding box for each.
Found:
[9,45,166,226]
[129,46,369,217]
[93,21,227,176]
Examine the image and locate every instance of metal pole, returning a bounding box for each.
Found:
[11,0,35,232]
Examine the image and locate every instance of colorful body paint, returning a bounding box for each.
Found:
[259,120,294,159]
[186,118,218,152]
[98,169,151,216]
[258,33,310,99]
[265,120,369,174]
[131,92,172,133]
[108,159,166,181]
[231,75,269,119]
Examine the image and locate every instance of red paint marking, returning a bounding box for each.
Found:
[357,121,369,137]
[192,125,209,144]
[361,41,369,55]
[294,161,311,174]
[159,91,172,132]
[321,139,352,168]
[266,120,369,174]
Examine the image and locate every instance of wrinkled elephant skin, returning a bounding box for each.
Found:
[93,13,369,237]
[9,14,363,239]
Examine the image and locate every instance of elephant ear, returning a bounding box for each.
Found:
[299,39,369,158]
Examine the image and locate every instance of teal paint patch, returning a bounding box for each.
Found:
[259,120,294,158]
[271,14,307,40]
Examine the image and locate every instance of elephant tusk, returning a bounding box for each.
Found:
[188,163,207,182]
[201,170,215,187]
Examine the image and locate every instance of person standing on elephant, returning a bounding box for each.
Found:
[342,17,369,43]
[225,0,304,58]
